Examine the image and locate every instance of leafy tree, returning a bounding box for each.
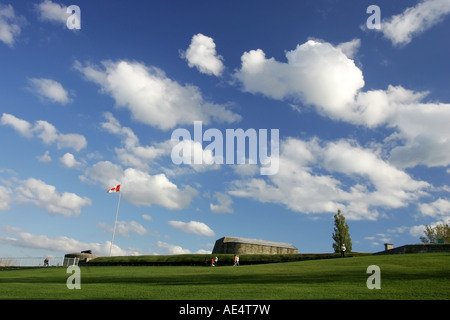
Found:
[332,209,352,253]
[420,223,450,244]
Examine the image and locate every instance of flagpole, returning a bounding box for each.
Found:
[109,191,121,256]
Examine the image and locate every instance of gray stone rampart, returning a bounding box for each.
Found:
[212,236,298,254]
[374,243,450,255]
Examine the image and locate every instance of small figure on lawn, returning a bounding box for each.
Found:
[340,244,346,257]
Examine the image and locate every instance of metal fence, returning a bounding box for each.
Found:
[0,256,79,267]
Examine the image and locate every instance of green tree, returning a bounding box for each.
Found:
[332,209,352,253]
[420,223,450,243]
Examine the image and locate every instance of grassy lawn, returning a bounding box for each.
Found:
[0,253,449,300]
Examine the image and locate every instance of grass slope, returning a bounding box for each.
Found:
[0,253,449,300]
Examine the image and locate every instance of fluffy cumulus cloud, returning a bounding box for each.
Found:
[0,3,24,47]
[97,220,148,237]
[37,150,52,163]
[0,185,11,210]
[0,226,136,256]
[233,39,450,169]
[101,112,172,171]
[82,161,198,210]
[27,78,72,104]
[1,113,87,151]
[0,113,33,138]
[15,178,92,216]
[379,0,450,46]
[59,152,81,168]
[168,220,215,237]
[75,60,241,130]
[418,198,450,220]
[234,40,365,117]
[387,99,450,168]
[336,38,361,59]
[181,33,225,76]
[210,192,233,213]
[35,0,69,24]
[157,240,191,254]
[229,137,430,220]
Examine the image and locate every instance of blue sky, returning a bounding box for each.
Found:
[0,0,449,258]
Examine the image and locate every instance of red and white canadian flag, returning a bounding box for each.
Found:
[107,184,121,193]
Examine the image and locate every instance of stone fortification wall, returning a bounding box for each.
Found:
[374,243,450,255]
[212,237,298,254]
[63,251,98,265]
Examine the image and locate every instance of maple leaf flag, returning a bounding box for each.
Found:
[107,184,121,193]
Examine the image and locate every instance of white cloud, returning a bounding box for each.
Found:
[1,113,87,151]
[0,185,11,210]
[0,113,33,137]
[35,120,87,151]
[234,40,365,117]
[15,178,92,216]
[210,192,233,213]
[409,224,427,239]
[157,240,191,254]
[0,4,24,47]
[336,38,361,59]
[59,152,81,168]
[121,168,198,209]
[233,40,450,169]
[35,0,68,24]
[0,226,135,256]
[387,99,450,168]
[349,86,450,168]
[81,161,198,210]
[37,150,52,163]
[379,0,450,46]
[101,112,171,171]
[168,220,215,237]
[28,78,72,104]
[181,33,224,76]
[75,60,241,130]
[170,138,221,173]
[97,220,148,237]
[419,198,450,219]
[229,137,430,220]
[320,140,429,197]
[232,163,259,177]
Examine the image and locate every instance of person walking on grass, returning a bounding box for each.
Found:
[340,244,346,257]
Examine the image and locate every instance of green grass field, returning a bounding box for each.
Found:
[1,253,449,300]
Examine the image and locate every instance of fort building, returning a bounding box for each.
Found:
[212,236,298,254]
[63,250,98,266]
